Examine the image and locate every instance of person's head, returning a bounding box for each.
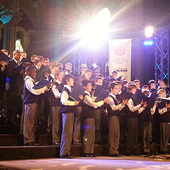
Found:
[55,69,64,82]
[25,66,36,79]
[158,89,166,98]
[62,74,74,86]
[93,66,101,73]
[127,82,137,94]
[148,80,156,89]
[30,54,38,63]
[121,80,128,87]
[34,55,44,68]
[82,80,92,93]
[57,63,63,69]
[142,85,150,96]
[110,77,116,83]
[65,62,72,71]
[50,65,58,75]
[84,69,92,80]
[20,51,27,60]
[80,64,88,75]
[134,79,140,89]
[13,50,21,61]
[94,76,103,86]
[112,70,117,78]
[115,81,122,92]
[1,49,8,56]
[43,58,49,66]
[109,83,119,95]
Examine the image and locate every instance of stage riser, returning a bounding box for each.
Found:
[0,145,169,161]
[0,125,47,134]
[0,145,107,161]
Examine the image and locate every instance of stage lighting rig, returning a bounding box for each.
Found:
[78,8,111,50]
[145,26,154,37]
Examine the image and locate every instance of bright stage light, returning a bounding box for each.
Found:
[144,40,154,46]
[145,26,154,37]
[78,8,110,50]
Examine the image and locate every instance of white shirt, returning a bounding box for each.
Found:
[158,107,168,115]
[127,98,145,114]
[107,93,125,111]
[25,75,48,95]
[52,80,62,98]
[84,91,104,108]
[50,73,55,80]
[60,85,75,106]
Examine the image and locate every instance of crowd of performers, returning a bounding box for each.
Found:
[0,49,170,158]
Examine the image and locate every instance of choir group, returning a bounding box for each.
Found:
[0,49,170,158]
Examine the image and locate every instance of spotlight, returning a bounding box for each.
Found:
[144,40,154,46]
[145,26,154,37]
[78,8,110,50]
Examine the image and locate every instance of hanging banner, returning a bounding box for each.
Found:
[109,39,131,80]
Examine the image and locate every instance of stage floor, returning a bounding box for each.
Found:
[0,156,170,170]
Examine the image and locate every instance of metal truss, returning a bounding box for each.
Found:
[155,29,169,85]
[72,49,87,75]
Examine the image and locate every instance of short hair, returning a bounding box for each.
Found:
[44,58,49,61]
[80,64,87,72]
[1,49,8,53]
[142,85,149,92]
[127,82,137,91]
[148,80,156,86]
[94,76,103,84]
[25,65,36,74]
[82,79,91,87]
[110,77,116,82]
[37,55,44,61]
[93,66,101,72]
[112,70,117,74]
[30,54,37,60]
[49,61,57,67]
[62,74,74,85]
[115,81,121,85]
[142,85,149,89]
[157,88,166,95]
[109,82,119,91]
[121,80,128,86]
[65,62,72,67]
[134,79,140,83]
[13,50,20,55]
[56,63,63,68]
[50,64,58,71]
[85,69,92,74]
[55,69,64,77]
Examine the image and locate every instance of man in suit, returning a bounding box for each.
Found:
[0,49,8,117]
[5,50,23,124]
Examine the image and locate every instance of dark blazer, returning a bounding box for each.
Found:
[5,59,23,96]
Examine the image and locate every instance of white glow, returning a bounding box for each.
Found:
[145,26,154,37]
[78,8,110,50]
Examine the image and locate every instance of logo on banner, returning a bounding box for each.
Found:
[114,46,126,57]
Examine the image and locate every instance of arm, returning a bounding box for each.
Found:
[84,95,104,108]
[158,107,167,115]
[150,103,157,115]
[107,96,125,111]
[127,98,141,112]
[25,79,48,95]
[60,91,76,106]
[52,85,61,98]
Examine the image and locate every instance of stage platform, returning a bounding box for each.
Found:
[0,156,170,170]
